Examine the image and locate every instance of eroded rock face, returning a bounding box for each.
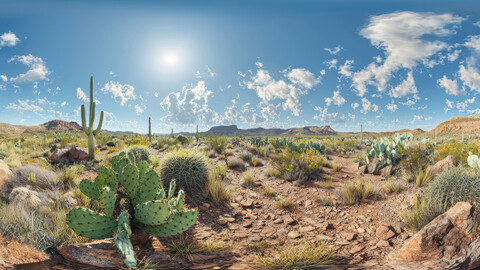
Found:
[387,202,480,270]
[430,155,457,178]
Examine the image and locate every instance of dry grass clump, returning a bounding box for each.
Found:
[258,242,334,269]
[318,176,333,189]
[241,171,255,187]
[227,157,245,170]
[169,237,232,260]
[1,165,58,197]
[331,162,342,172]
[263,187,276,197]
[267,168,280,177]
[239,151,252,162]
[316,195,332,206]
[276,196,293,209]
[210,136,228,154]
[415,166,433,187]
[340,180,378,205]
[204,169,230,203]
[250,157,264,167]
[384,180,403,193]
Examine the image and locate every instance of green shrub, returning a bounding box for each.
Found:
[271,150,323,183]
[159,149,209,193]
[415,166,433,187]
[242,171,255,187]
[127,146,151,163]
[401,143,433,182]
[210,136,228,154]
[176,134,189,145]
[239,151,252,162]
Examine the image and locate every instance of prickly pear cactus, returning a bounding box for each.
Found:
[66,152,199,269]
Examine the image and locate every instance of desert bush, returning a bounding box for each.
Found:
[61,164,84,190]
[250,157,264,167]
[415,166,433,187]
[225,149,234,156]
[215,164,227,178]
[176,134,190,145]
[204,170,230,203]
[271,150,324,183]
[399,196,444,231]
[401,143,434,182]
[331,162,342,172]
[239,151,252,162]
[316,195,332,206]
[435,139,480,166]
[267,168,280,177]
[264,187,276,197]
[258,242,334,269]
[242,171,255,187]
[210,136,228,154]
[384,180,403,193]
[276,196,292,209]
[318,176,333,189]
[1,165,58,198]
[127,146,151,163]
[160,149,209,193]
[340,181,378,205]
[227,157,245,170]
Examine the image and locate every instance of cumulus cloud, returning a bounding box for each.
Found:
[329,90,346,106]
[338,60,354,78]
[437,75,460,95]
[389,72,418,98]
[360,97,378,114]
[8,54,50,83]
[465,35,480,53]
[245,63,320,116]
[352,11,464,96]
[313,106,346,123]
[0,31,19,47]
[324,45,343,55]
[456,97,475,112]
[325,59,338,69]
[385,103,398,112]
[76,88,88,102]
[351,102,359,110]
[134,104,146,115]
[0,75,7,82]
[459,63,480,92]
[447,50,461,62]
[101,81,136,106]
[6,99,43,112]
[160,81,216,125]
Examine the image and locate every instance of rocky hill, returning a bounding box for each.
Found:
[203,125,337,136]
[430,115,480,134]
[0,120,82,134]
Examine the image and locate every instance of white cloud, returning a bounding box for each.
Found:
[76,88,88,102]
[456,97,475,112]
[324,45,343,55]
[331,90,346,106]
[207,66,216,77]
[360,97,378,114]
[0,31,19,47]
[352,11,464,96]
[134,104,146,115]
[351,102,359,110]
[338,60,354,78]
[6,99,43,112]
[160,81,217,125]
[465,35,480,53]
[0,75,7,82]
[325,59,338,69]
[245,63,319,116]
[437,75,460,95]
[60,101,68,107]
[324,97,332,107]
[101,81,136,106]
[468,108,480,114]
[447,50,461,61]
[389,72,417,98]
[385,103,398,112]
[313,106,346,123]
[286,68,321,89]
[446,99,454,108]
[8,54,50,83]
[459,64,480,92]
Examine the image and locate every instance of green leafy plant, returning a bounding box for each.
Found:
[66,152,198,268]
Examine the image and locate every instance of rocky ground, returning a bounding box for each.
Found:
[0,146,447,269]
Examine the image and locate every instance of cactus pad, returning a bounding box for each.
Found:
[120,164,138,200]
[94,175,105,190]
[99,186,116,217]
[176,190,185,211]
[134,200,171,226]
[128,152,136,164]
[79,179,100,200]
[114,212,136,269]
[167,180,176,200]
[98,166,118,191]
[137,160,150,180]
[155,189,166,200]
[136,209,198,237]
[66,207,117,239]
[136,171,162,204]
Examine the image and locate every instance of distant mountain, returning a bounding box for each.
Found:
[0,120,82,134]
[430,115,480,134]
[203,125,337,136]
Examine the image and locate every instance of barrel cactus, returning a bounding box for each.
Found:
[66,152,198,268]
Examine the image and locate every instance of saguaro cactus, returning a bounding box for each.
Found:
[171,128,174,138]
[196,125,199,142]
[360,124,363,142]
[148,117,152,143]
[81,76,104,161]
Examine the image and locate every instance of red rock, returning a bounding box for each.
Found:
[288,231,301,239]
[57,240,123,268]
[283,215,295,225]
[430,155,457,178]
[68,146,89,162]
[376,240,391,248]
[49,148,69,163]
[387,202,480,270]
[242,220,253,228]
[339,232,356,241]
[376,225,395,240]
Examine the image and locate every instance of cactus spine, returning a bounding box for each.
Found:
[148,117,152,143]
[81,76,104,161]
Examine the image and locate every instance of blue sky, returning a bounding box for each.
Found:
[1,0,480,133]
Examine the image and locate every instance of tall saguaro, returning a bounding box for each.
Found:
[148,117,152,143]
[81,76,104,161]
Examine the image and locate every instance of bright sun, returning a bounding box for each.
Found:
[164,52,178,65]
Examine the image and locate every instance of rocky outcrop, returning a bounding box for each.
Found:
[387,202,480,270]
[49,146,89,164]
[430,155,457,178]
[57,240,124,268]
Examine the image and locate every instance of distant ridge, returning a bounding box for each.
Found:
[203,125,337,136]
[430,115,480,134]
[0,120,82,134]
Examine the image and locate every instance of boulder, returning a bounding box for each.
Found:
[380,165,393,177]
[68,146,89,162]
[367,160,380,175]
[49,148,69,164]
[430,155,457,178]
[57,240,123,268]
[387,202,480,270]
[0,160,11,190]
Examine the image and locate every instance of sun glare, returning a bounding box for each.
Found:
[164,52,178,65]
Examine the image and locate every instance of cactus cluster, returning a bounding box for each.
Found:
[249,136,269,146]
[366,132,413,166]
[66,152,198,268]
[80,76,104,161]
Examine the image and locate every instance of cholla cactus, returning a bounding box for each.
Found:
[67,152,198,268]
